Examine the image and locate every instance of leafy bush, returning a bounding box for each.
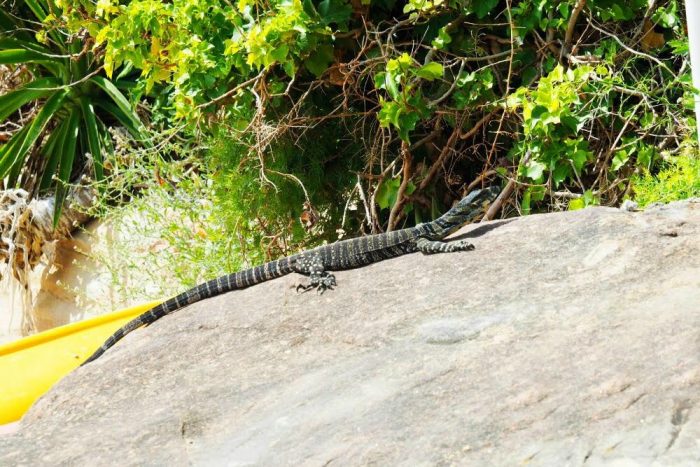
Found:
[207,111,364,263]
[75,0,691,207]
[58,0,346,120]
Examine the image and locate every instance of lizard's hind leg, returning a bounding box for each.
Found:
[416,237,474,254]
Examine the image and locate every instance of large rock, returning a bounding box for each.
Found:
[1,200,699,465]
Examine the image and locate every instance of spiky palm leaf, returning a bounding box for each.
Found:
[0,2,149,225]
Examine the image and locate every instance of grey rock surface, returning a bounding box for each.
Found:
[2,200,699,466]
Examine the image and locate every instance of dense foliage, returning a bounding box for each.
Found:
[0,1,149,224]
[78,0,694,213]
[2,0,699,285]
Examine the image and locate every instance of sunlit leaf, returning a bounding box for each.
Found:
[53,108,80,227]
[415,62,443,80]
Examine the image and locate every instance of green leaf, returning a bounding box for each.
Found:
[397,111,420,142]
[529,105,548,125]
[282,60,297,78]
[53,108,80,228]
[431,27,452,49]
[524,160,546,181]
[456,71,475,87]
[568,198,585,210]
[415,62,443,81]
[639,112,655,129]
[570,189,598,210]
[552,161,570,186]
[405,181,416,196]
[560,115,581,133]
[0,89,68,179]
[582,189,597,206]
[377,99,402,128]
[302,0,321,19]
[23,0,47,22]
[89,76,150,145]
[611,149,630,172]
[473,0,498,18]
[521,188,531,215]
[558,2,570,19]
[0,9,17,32]
[79,97,104,182]
[0,126,29,175]
[384,71,400,100]
[0,38,52,54]
[95,100,149,145]
[115,63,135,82]
[669,39,688,55]
[406,89,430,117]
[39,118,70,191]
[39,119,67,191]
[376,176,401,209]
[0,77,61,122]
[452,90,469,110]
[571,150,589,174]
[652,4,678,28]
[317,0,352,26]
[636,146,654,171]
[0,49,53,64]
[531,185,546,202]
[305,45,334,77]
[269,44,290,64]
[374,72,386,90]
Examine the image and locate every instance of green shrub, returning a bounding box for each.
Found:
[631,153,700,207]
[73,0,692,215]
[206,103,364,263]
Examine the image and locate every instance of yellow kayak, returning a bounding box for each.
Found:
[0,300,162,425]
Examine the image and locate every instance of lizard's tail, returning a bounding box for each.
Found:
[81,259,294,365]
[80,294,187,365]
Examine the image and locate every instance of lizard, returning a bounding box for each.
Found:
[81,185,499,365]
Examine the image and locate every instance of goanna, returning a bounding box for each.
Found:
[82,186,499,365]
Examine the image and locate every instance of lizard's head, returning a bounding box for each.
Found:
[424,186,500,238]
[452,185,500,214]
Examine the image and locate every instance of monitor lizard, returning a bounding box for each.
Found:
[82,186,499,365]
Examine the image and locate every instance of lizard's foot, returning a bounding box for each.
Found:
[449,239,475,251]
[296,272,337,294]
[316,273,336,294]
[416,237,475,254]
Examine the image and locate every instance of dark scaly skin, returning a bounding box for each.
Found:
[82,186,499,365]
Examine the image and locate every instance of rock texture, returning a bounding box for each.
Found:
[1,200,699,466]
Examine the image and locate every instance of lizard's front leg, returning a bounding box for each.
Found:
[415,237,475,255]
[297,270,337,294]
[294,252,337,294]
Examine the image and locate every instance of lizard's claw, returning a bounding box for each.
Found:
[296,283,314,293]
[297,272,337,294]
[316,273,337,294]
[452,239,475,251]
